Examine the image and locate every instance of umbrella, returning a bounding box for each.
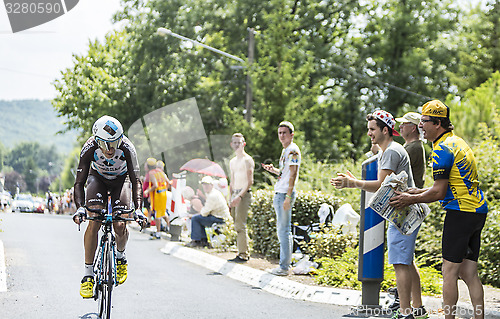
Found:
[180,158,227,178]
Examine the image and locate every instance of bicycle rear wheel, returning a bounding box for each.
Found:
[98,237,114,319]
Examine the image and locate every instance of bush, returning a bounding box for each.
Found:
[298,224,357,259]
[314,247,442,295]
[478,210,500,286]
[248,189,342,259]
[414,201,445,269]
[314,247,361,289]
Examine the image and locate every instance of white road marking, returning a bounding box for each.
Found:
[0,240,7,292]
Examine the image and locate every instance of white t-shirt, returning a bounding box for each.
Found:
[274,142,301,193]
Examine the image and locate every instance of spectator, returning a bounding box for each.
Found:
[144,159,171,240]
[182,186,204,215]
[228,133,254,263]
[390,100,488,319]
[187,176,230,248]
[142,157,156,227]
[331,110,427,319]
[396,112,426,188]
[262,121,301,276]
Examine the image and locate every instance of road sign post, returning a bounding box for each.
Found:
[358,155,385,308]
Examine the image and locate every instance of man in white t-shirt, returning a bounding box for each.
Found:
[228,133,254,263]
[262,121,301,276]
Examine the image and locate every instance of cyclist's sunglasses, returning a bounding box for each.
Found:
[96,136,122,151]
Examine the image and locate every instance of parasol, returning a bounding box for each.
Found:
[180,158,226,178]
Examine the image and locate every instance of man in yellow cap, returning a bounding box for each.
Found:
[391,100,488,319]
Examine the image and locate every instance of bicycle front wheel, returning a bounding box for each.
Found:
[98,237,114,319]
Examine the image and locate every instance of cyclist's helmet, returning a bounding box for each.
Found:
[92,115,124,151]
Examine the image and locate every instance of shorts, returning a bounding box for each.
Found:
[387,223,420,265]
[85,170,131,211]
[151,189,167,218]
[442,210,487,263]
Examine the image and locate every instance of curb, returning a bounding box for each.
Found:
[161,241,368,306]
[133,225,500,318]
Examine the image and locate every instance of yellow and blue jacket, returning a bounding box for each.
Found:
[432,131,487,214]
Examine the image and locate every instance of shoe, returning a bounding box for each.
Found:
[80,276,94,299]
[186,240,202,248]
[116,258,128,285]
[267,267,289,276]
[413,306,429,319]
[228,255,249,263]
[391,309,415,319]
[149,234,161,240]
[200,240,210,248]
[388,298,400,313]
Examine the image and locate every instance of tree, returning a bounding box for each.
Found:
[0,141,5,172]
[449,71,500,143]
[53,0,498,167]
[4,142,62,194]
[4,171,26,194]
[448,0,500,93]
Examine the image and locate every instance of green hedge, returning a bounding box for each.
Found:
[248,189,342,259]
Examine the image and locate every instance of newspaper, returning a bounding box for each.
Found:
[368,171,430,235]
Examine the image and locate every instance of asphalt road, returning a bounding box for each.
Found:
[0,212,357,319]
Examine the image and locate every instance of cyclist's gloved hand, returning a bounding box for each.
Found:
[134,209,147,228]
[73,207,87,224]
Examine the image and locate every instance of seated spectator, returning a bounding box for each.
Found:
[187,176,230,248]
[182,186,204,215]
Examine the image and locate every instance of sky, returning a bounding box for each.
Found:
[0,0,122,101]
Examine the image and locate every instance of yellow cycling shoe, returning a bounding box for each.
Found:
[116,258,128,285]
[80,276,94,298]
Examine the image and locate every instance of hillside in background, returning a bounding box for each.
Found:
[0,99,80,155]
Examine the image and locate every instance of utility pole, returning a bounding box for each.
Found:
[157,27,254,124]
[245,28,255,124]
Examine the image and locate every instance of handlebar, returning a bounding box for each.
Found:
[75,206,146,231]
[84,206,136,222]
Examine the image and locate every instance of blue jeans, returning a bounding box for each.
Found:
[191,214,224,241]
[273,192,296,270]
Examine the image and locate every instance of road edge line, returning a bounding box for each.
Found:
[0,239,6,292]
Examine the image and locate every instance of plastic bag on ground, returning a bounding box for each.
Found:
[292,255,319,275]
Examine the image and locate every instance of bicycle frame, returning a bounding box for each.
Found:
[86,205,134,319]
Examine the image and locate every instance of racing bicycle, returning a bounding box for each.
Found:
[83,205,136,319]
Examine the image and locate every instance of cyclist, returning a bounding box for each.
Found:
[72,115,145,299]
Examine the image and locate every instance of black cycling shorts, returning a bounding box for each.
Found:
[442,210,487,263]
[86,170,132,211]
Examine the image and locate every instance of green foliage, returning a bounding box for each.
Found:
[208,219,238,252]
[414,201,445,268]
[248,189,279,258]
[248,189,342,259]
[380,254,443,296]
[298,225,357,260]
[53,0,498,169]
[449,4,500,93]
[297,153,363,212]
[314,246,442,295]
[314,247,361,289]
[3,142,63,194]
[478,211,500,286]
[450,72,500,144]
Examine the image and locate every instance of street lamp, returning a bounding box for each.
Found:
[157,27,254,123]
